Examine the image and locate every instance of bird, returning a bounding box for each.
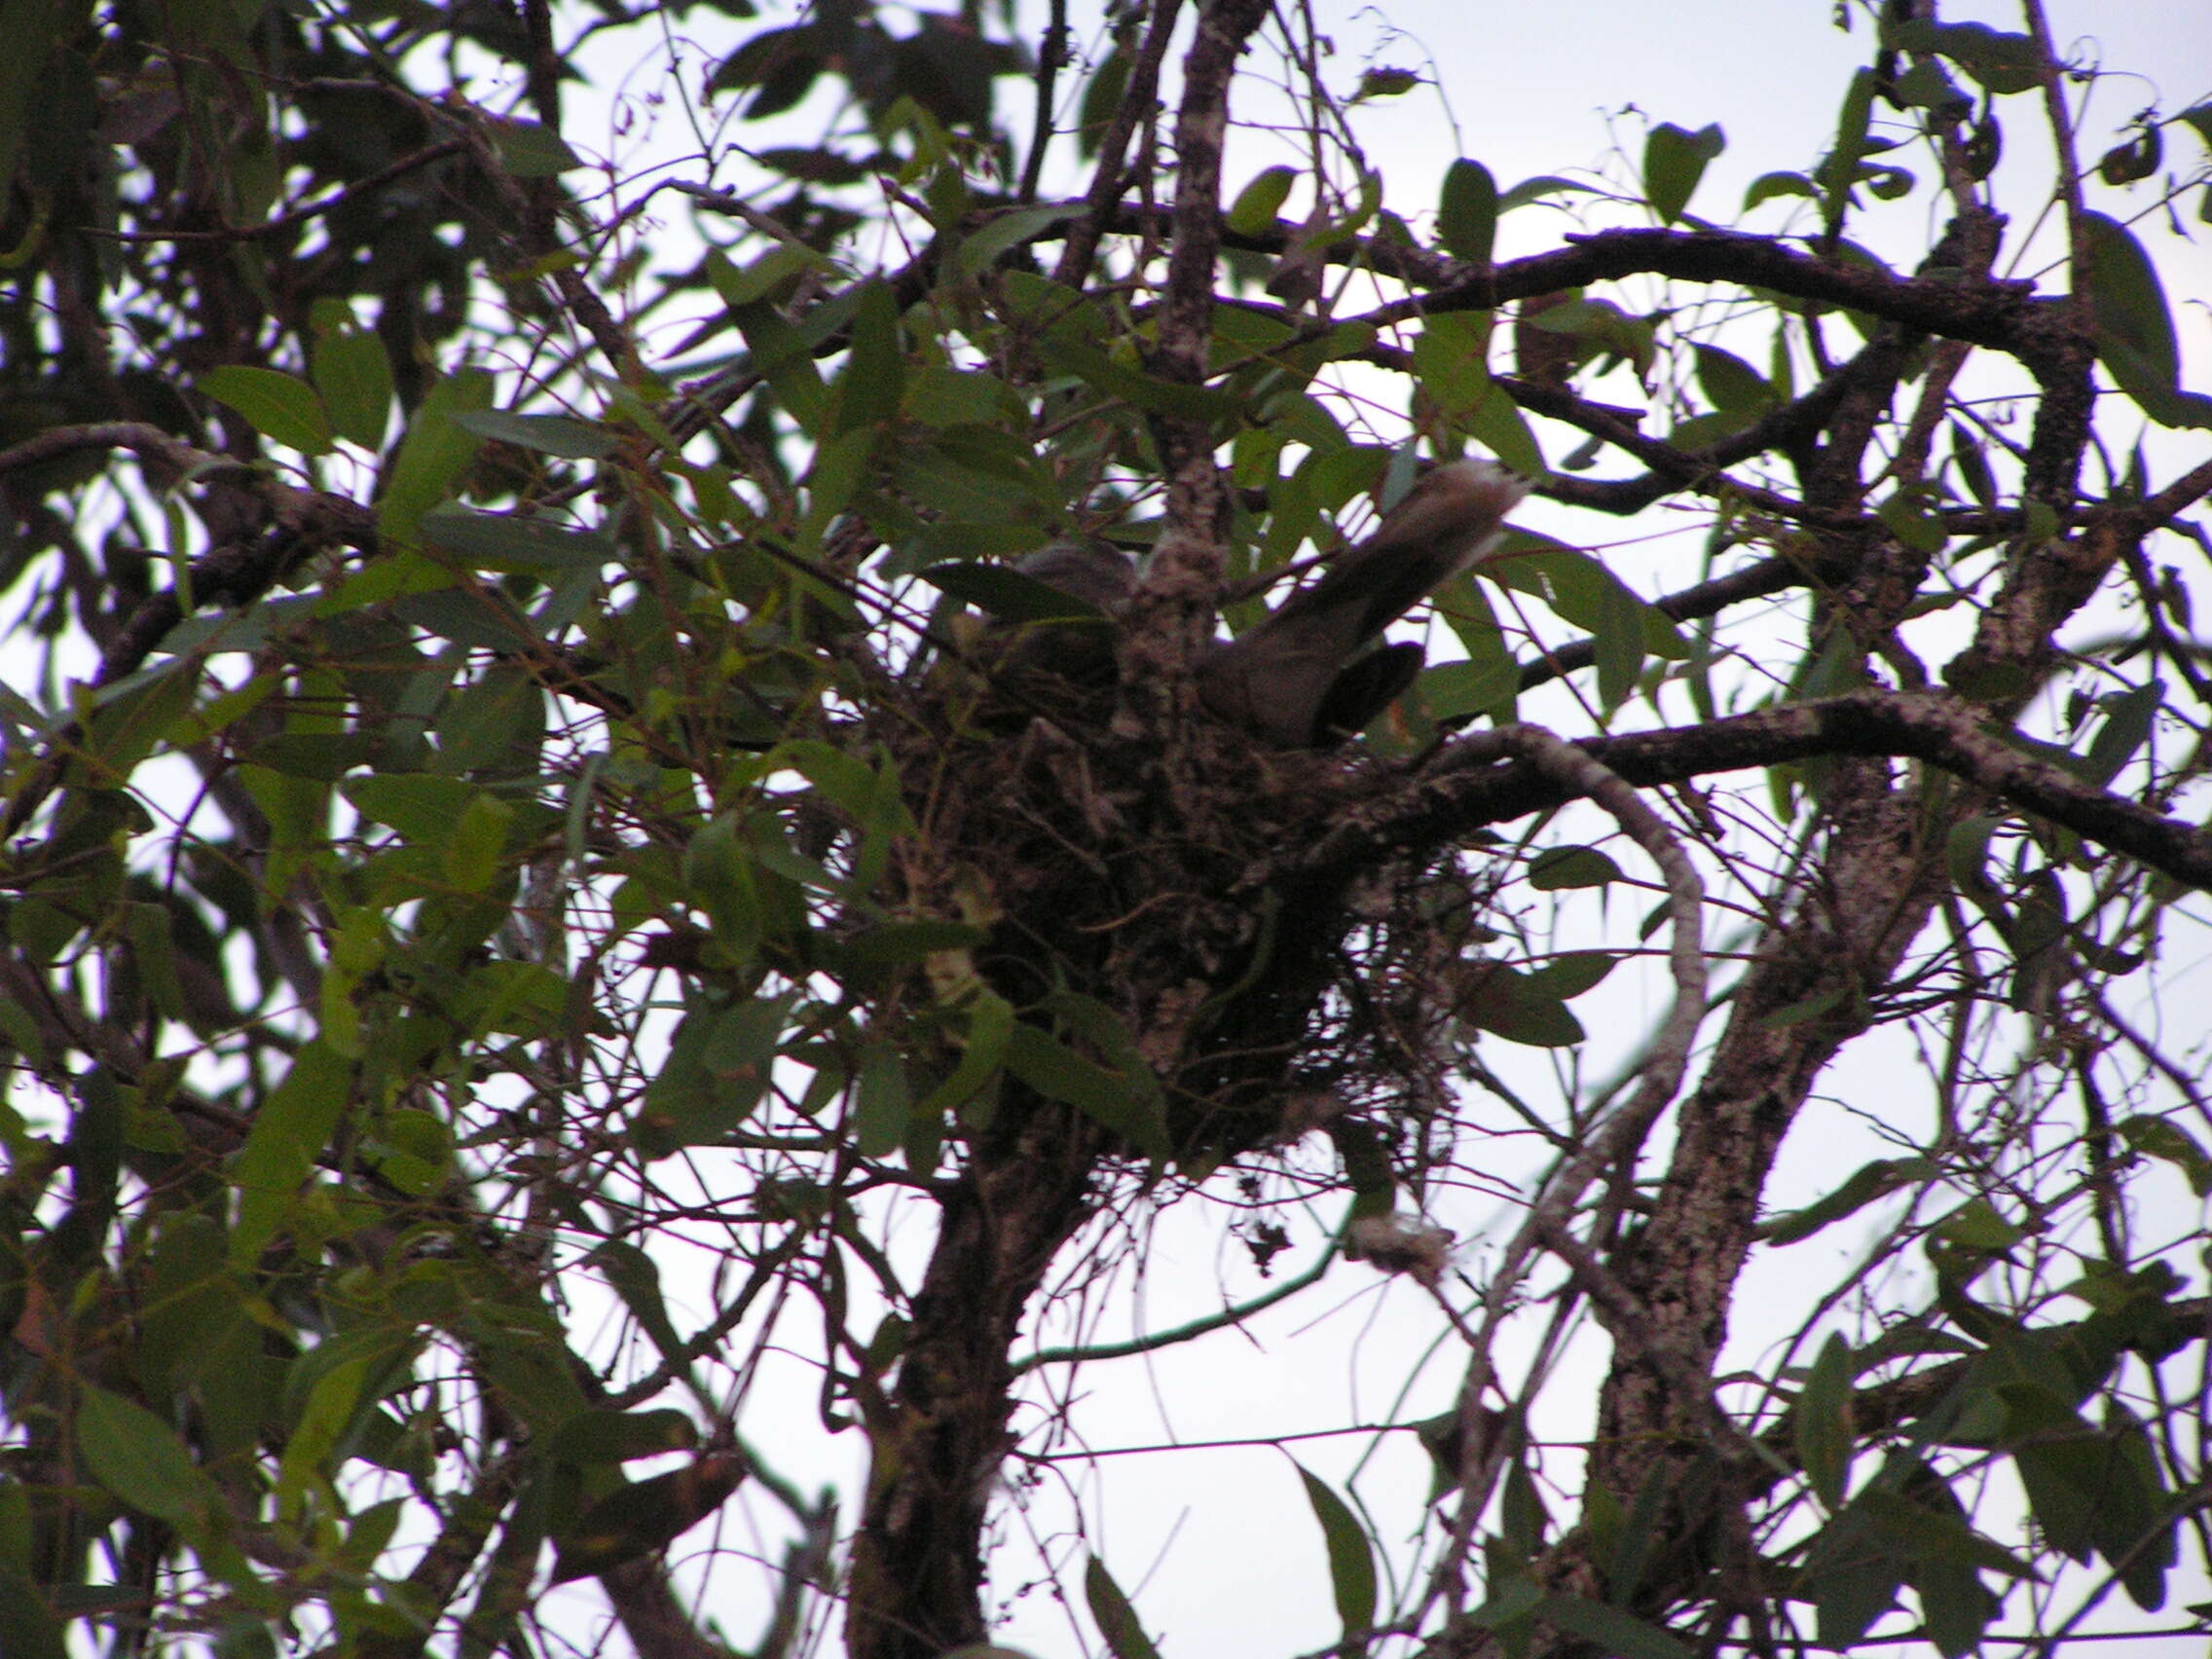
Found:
[1198,459,1530,747]
[988,539,1138,696]
[1013,539,1138,616]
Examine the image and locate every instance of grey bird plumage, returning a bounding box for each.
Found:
[986,540,1138,696]
[1014,540,1138,615]
[992,461,1528,746]
[1198,460,1530,746]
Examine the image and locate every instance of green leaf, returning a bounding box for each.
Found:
[276,1354,371,1519]
[80,662,200,780]
[201,365,334,456]
[1642,122,1724,225]
[1950,423,1998,507]
[1535,1594,1693,1659]
[831,277,906,432]
[1858,1490,2036,1578]
[595,1240,686,1364]
[1419,657,1518,728]
[229,1040,355,1268]
[1462,380,1547,480]
[1496,173,1603,211]
[1084,1555,1162,1659]
[914,990,1014,1127]
[0,1569,66,1659]
[1411,310,1495,419]
[78,1386,220,1530]
[1525,949,1618,1000]
[1033,337,1241,424]
[1004,1020,1167,1156]
[1935,1198,2027,1252]
[1692,345,1776,417]
[1756,1157,1936,1243]
[1351,65,1419,101]
[1294,1463,1377,1643]
[421,503,614,571]
[2097,126,2161,186]
[450,410,619,460]
[2083,211,2179,387]
[1485,534,1689,658]
[2080,680,2161,787]
[0,0,68,193]
[1439,159,1498,265]
[2081,213,2212,427]
[492,119,583,176]
[854,1046,912,1159]
[550,1409,698,1466]
[844,919,991,967]
[1804,1509,1904,1646]
[1744,170,1815,210]
[379,368,496,549]
[1891,20,2043,95]
[709,241,833,312]
[1526,846,1620,891]
[1456,963,1583,1048]
[1876,488,1949,555]
[549,1452,750,1583]
[344,774,484,845]
[1795,1334,1857,1510]
[917,560,1114,622]
[442,791,514,893]
[311,327,393,450]
[436,661,546,776]
[1594,567,1645,708]
[1226,166,1298,237]
[1912,1556,2000,1658]
[635,996,792,1157]
[2115,1114,2212,1197]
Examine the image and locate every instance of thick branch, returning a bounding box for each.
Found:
[1311,689,2212,891]
[1366,228,2048,357]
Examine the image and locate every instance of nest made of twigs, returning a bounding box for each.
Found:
[874,656,1485,1170]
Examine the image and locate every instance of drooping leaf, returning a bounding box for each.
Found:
[379,368,496,548]
[1795,1334,1857,1510]
[1084,1555,1163,1659]
[853,1045,912,1159]
[421,503,614,572]
[1294,1463,1377,1645]
[311,326,393,450]
[2081,213,2212,427]
[228,1040,355,1268]
[549,1452,750,1583]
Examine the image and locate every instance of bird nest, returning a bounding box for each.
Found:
[876,664,1479,1171]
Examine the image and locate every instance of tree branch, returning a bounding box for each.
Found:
[1309,689,2212,891]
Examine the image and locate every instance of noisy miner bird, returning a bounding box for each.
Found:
[1198,459,1530,747]
[1003,460,1529,746]
[991,538,1139,695]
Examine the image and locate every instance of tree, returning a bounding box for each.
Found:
[2,0,2209,1655]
